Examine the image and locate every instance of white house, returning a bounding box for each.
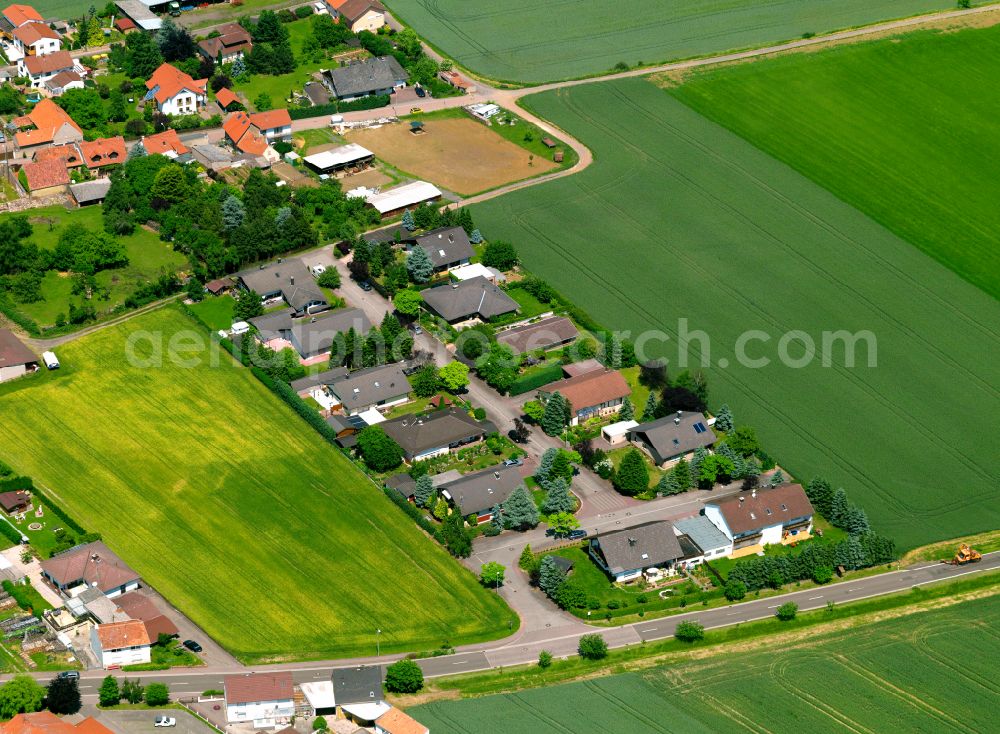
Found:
[144,62,207,116]
[704,483,815,555]
[324,0,386,33]
[90,620,152,668]
[20,49,73,88]
[224,672,295,729]
[12,21,61,69]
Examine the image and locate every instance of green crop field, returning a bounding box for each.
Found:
[383,0,958,83]
[470,79,1000,550]
[414,592,1000,732]
[31,0,92,20]
[0,307,513,662]
[669,24,1000,302]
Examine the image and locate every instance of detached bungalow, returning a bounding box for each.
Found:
[408,226,474,273]
[627,411,716,468]
[224,672,295,728]
[40,541,141,598]
[589,521,684,583]
[249,308,372,364]
[439,463,525,524]
[704,484,814,555]
[422,276,519,324]
[325,55,407,101]
[381,408,497,463]
[537,368,631,426]
[90,619,152,668]
[145,62,207,116]
[496,316,578,356]
[327,362,410,416]
[238,258,328,315]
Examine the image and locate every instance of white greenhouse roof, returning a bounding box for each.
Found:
[304,143,374,170]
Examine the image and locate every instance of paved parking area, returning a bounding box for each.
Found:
[86,707,214,734]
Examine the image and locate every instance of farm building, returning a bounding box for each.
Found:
[627,411,717,468]
[224,672,295,728]
[40,541,141,598]
[114,0,162,31]
[204,277,235,296]
[324,55,408,101]
[589,521,685,583]
[380,408,497,463]
[237,259,328,316]
[366,180,442,218]
[90,619,152,668]
[496,315,578,355]
[438,69,475,94]
[0,329,38,383]
[303,143,375,174]
[408,226,475,273]
[438,464,525,524]
[704,484,814,555]
[537,368,631,426]
[421,276,519,324]
[69,178,111,206]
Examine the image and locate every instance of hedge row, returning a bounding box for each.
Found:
[0,293,40,336]
[382,487,443,543]
[25,478,88,536]
[508,364,564,396]
[251,366,341,445]
[0,520,23,546]
[287,94,391,120]
[0,476,32,493]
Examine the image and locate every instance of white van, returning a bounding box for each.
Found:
[42,351,59,370]
[329,114,344,127]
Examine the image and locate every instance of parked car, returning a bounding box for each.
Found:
[568,529,588,540]
[154,716,177,727]
[410,107,423,114]
[415,86,426,98]
[56,671,79,681]
[359,281,373,292]
[311,264,327,277]
[182,639,202,652]
[503,457,523,467]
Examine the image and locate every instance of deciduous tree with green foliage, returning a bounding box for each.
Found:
[233,289,263,321]
[317,268,341,289]
[546,511,579,537]
[437,361,470,392]
[674,621,705,642]
[410,364,439,398]
[151,164,188,205]
[537,650,552,668]
[480,561,505,587]
[144,683,169,707]
[723,579,747,601]
[98,675,120,707]
[481,240,519,271]
[385,659,424,693]
[45,676,81,715]
[356,426,403,472]
[577,633,608,660]
[614,449,649,496]
[393,288,423,318]
[776,602,798,621]
[0,676,45,718]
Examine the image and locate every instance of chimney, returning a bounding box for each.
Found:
[290,276,295,286]
[448,233,454,243]
[676,410,682,418]
[738,496,744,504]
[628,537,637,546]
[751,488,757,499]
[493,471,500,479]
[674,417,680,425]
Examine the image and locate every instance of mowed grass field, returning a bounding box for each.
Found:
[0,307,513,662]
[414,592,1000,732]
[470,79,1000,550]
[384,0,957,83]
[669,23,1000,301]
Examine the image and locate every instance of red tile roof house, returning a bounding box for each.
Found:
[197,22,252,64]
[21,49,74,88]
[144,62,207,116]
[40,540,141,599]
[11,20,61,69]
[704,483,815,555]
[0,328,39,382]
[79,136,126,174]
[21,156,69,196]
[224,672,295,728]
[213,85,242,111]
[537,368,631,426]
[223,109,290,163]
[140,128,189,158]
[3,711,114,734]
[13,98,83,154]
[90,619,152,668]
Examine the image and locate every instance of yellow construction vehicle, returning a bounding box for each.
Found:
[943,544,982,565]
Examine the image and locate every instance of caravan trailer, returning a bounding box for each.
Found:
[42,351,60,370]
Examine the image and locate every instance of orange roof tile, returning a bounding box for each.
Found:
[146,62,206,105]
[141,129,189,157]
[14,98,80,146]
[22,157,69,190]
[222,111,268,155]
[35,143,82,167]
[249,108,290,131]
[3,712,115,734]
[95,620,151,650]
[2,3,43,27]
[12,20,58,44]
[375,708,429,734]
[23,49,72,75]
[79,136,126,169]
[214,86,239,109]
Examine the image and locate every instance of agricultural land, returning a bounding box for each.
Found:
[413,590,1000,732]
[668,22,1000,301]
[468,78,1000,550]
[383,0,960,83]
[0,307,513,663]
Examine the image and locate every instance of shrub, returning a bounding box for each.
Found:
[385,658,424,693]
[537,650,552,668]
[473,407,486,420]
[295,4,313,16]
[143,682,169,706]
[577,633,608,660]
[812,565,833,585]
[776,602,798,621]
[674,621,705,642]
[312,715,328,731]
[724,579,747,602]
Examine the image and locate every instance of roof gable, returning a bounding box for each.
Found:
[225,672,294,705]
[3,4,43,27]
[594,521,683,574]
[540,369,630,413]
[710,483,814,536]
[421,276,519,322]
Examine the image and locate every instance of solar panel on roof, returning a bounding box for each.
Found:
[693,422,707,434]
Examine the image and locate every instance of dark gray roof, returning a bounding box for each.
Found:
[674,515,731,554]
[328,362,409,412]
[331,665,383,706]
[496,316,579,355]
[412,226,474,268]
[439,464,524,516]
[380,408,496,460]
[327,56,408,99]
[290,366,350,392]
[550,556,574,574]
[248,310,294,342]
[325,413,354,434]
[290,308,372,358]
[69,178,112,204]
[422,276,519,322]
[363,224,417,245]
[594,521,683,574]
[238,259,327,313]
[628,412,715,463]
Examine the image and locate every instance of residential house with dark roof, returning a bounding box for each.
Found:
[145,62,207,116]
[674,515,733,565]
[0,489,31,514]
[327,362,410,415]
[70,178,112,206]
[249,308,372,363]
[40,541,141,598]
[13,98,82,153]
[238,259,328,315]
[589,521,685,583]
[380,408,497,463]
[90,619,152,668]
[290,365,350,396]
[21,48,73,87]
[224,672,295,728]
[537,368,631,426]
[439,463,525,523]
[331,665,386,721]
[197,22,252,64]
[325,0,386,33]
[704,484,814,554]
[407,226,474,273]
[421,276,519,324]
[21,157,68,195]
[627,411,716,468]
[324,55,408,101]
[496,316,579,356]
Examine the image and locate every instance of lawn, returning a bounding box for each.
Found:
[189,295,235,332]
[0,306,513,662]
[468,79,1000,551]
[413,592,1000,732]
[669,23,1000,302]
[504,286,548,320]
[7,205,187,329]
[234,17,330,111]
[383,0,963,83]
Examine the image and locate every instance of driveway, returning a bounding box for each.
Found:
[138,586,240,669]
[80,706,212,734]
